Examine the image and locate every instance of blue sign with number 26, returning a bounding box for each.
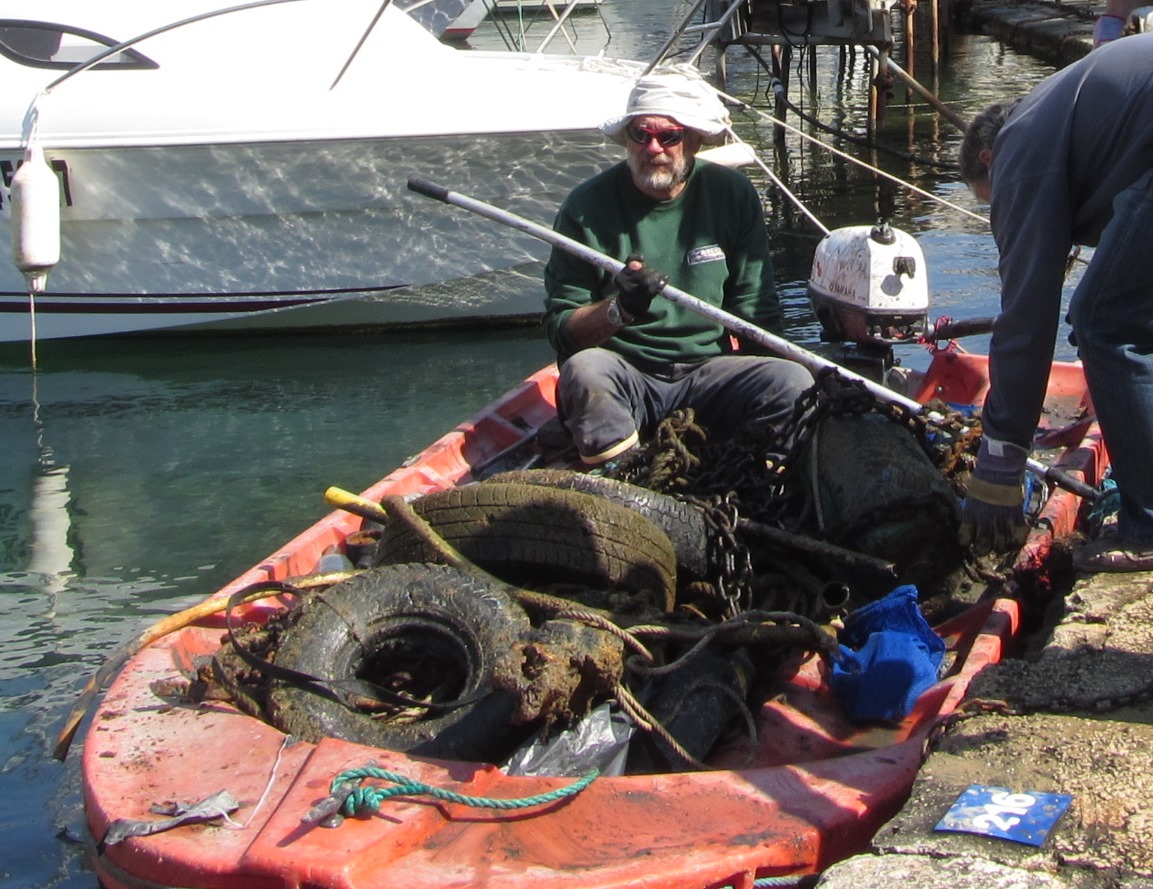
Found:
[935,784,1073,846]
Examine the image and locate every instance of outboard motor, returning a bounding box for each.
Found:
[808,221,928,345]
[804,224,962,592]
[807,221,929,383]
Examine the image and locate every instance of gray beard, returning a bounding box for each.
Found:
[628,153,691,194]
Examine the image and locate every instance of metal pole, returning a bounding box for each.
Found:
[408,175,921,413]
[864,45,967,132]
[405,178,1100,501]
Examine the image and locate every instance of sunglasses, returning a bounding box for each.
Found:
[626,125,686,148]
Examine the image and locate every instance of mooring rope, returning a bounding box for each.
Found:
[328,765,599,819]
[715,86,990,227]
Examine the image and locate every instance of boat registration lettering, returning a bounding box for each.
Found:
[0,158,74,210]
[971,791,1035,830]
[935,784,1073,846]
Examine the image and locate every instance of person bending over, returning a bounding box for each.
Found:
[958,35,1153,571]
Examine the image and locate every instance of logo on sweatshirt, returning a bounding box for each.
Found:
[687,245,725,266]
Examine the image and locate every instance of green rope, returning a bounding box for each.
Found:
[332,765,600,818]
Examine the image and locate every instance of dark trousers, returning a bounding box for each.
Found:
[557,348,814,464]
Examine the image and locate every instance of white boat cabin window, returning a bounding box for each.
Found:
[0,21,158,70]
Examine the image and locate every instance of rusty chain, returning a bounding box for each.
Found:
[609,368,983,615]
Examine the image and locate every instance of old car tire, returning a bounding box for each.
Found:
[487,469,709,580]
[375,482,677,611]
[267,563,530,762]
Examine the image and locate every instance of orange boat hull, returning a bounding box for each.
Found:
[82,350,1105,889]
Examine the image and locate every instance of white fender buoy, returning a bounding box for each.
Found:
[10,143,61,295]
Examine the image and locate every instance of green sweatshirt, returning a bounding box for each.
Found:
[543,159,781,367]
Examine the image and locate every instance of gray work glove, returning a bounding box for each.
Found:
[959,436,1030,555]
[613,254,668,320]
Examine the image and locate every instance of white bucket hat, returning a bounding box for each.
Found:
[601,71,731,147]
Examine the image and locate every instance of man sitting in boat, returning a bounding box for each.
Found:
[957,33,1153,572]
[542,69,813,466]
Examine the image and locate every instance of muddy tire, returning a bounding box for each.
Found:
[375,482,677,612]
[267,563,530,762]
[488,470,709,580]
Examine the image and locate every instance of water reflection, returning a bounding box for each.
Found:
[1,327,558,583]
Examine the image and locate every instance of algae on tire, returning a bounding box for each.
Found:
[375,481,678,612]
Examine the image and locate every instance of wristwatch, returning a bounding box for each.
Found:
[606,297,632,326]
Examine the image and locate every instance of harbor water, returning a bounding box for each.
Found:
[0,3,1071,886]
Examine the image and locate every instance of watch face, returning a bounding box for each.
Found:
[607,299,622,325]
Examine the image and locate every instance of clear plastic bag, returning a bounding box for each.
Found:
[503,703,634,777]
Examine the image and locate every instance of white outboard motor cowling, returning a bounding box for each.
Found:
[807,222,928,344]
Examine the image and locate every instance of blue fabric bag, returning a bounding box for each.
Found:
[831,584,945,723]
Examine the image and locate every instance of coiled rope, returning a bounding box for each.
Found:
[329,765,599,819]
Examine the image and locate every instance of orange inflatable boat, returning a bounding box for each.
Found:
[72,348,1106,889]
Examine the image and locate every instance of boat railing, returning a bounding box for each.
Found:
[645,0,745,74]
[482,0,610,55]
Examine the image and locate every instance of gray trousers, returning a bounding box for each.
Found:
[557,348,815,464]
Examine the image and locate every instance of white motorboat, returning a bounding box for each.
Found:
[0,0,645,342]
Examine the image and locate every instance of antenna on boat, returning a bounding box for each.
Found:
[331,0,397,90]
